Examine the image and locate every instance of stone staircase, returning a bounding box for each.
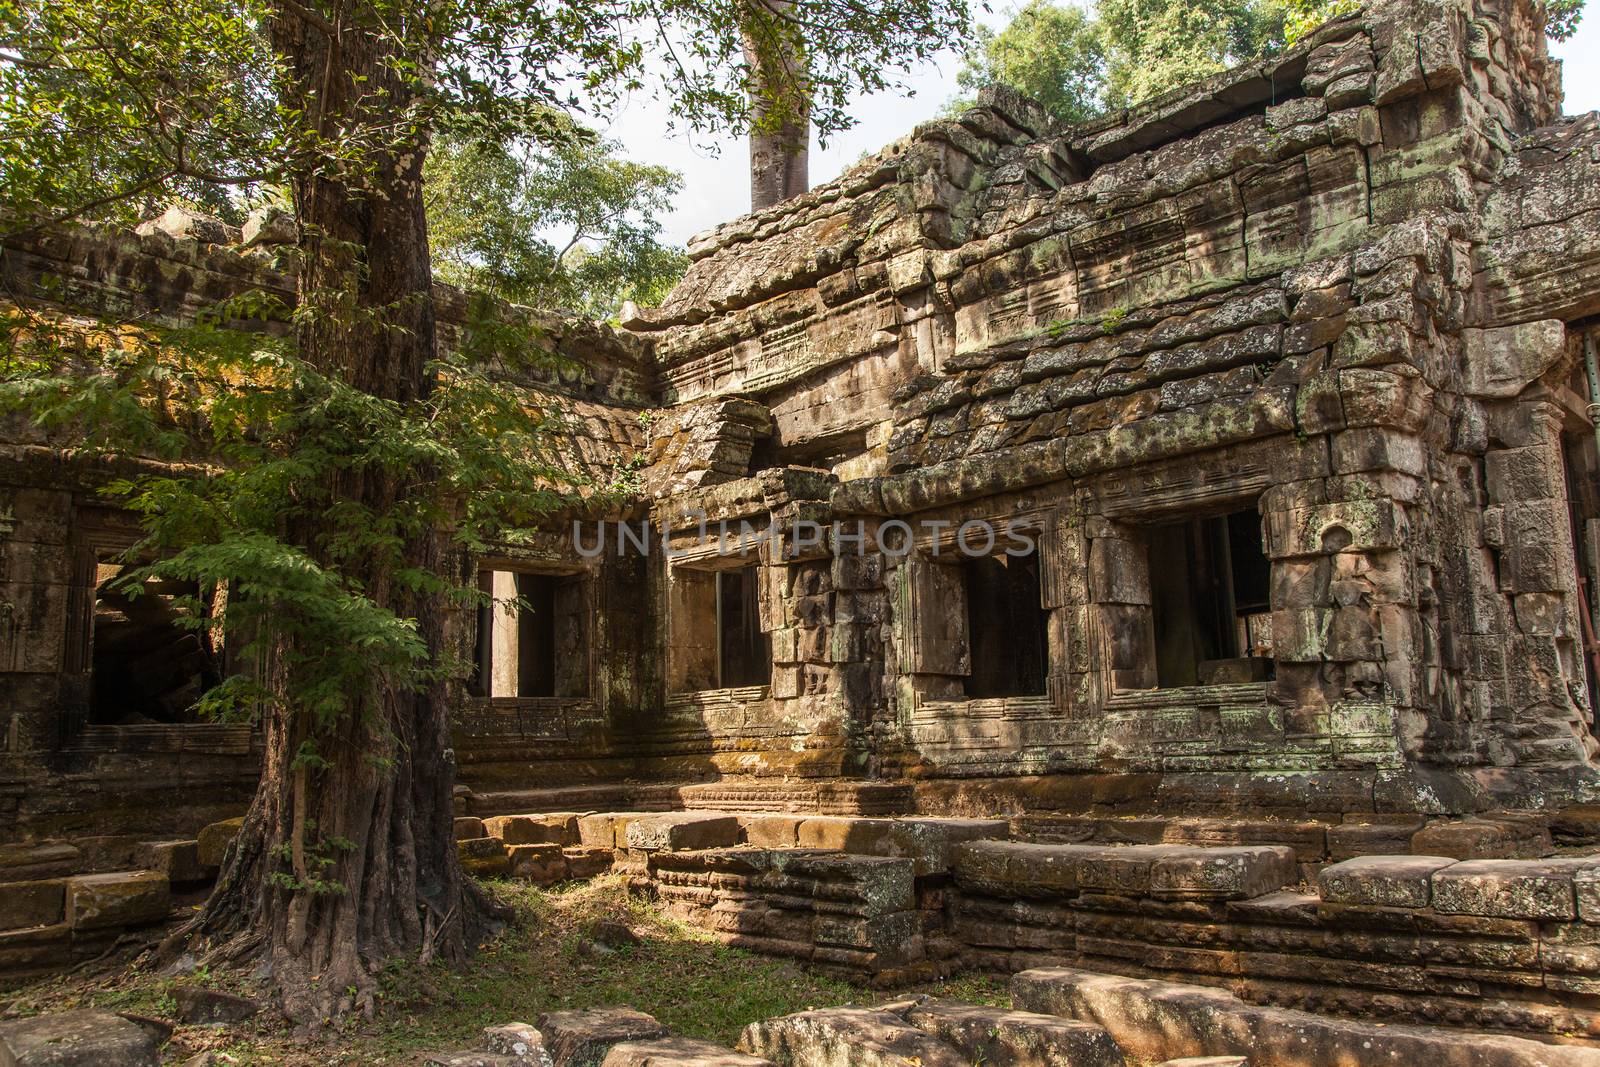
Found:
[0,818,239,976]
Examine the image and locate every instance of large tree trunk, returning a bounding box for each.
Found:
[744,0,810,211]
[168,4,495,1024]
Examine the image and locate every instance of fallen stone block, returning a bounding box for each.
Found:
[739,1007,969,1067]
[741,814,806,849]
[1430,859,1587,920]
[0,843,80,881]
[508,844,569,884]
[1411,819,1551,860]
[1552,805,1600,846]
[135,841,206,885]
[459,837,512,878]
[1011,967,1600,1066]
[64,871,170,931]
[1148,847,1295,900]
[580,814,641,849]
[1076,846,1189,895]
[951,841,1095,898]
[625,814,741,852]
[1317,855,1456,909]
[425,1053,521,1067]
[537,1009,667,1067]
[768,851,917,915]
[0,879,65,931]
[603,1036,775,1067]
[902,998,1125,1067]
[485,1022,554,1067]
[456,817,488,840]
[173,986,261,1024]
[0,922,72,974]
[796,818,1008,876]
[564,846,615,880]
[0,1009,161,1066]
[485,813,583,846]
[196,817,245,871]
[1325,819,1422,861]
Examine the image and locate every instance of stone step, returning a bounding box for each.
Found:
[0,1009,164,1066]
[738,1007,973,1067]
[1011,967,1600,1067]
[538,1009,668,1067]
[0,868,171,935]
[953,840,1295,900]
[894,997,1125,1067]
[1318,854,1600,920]
[603,1036,775,1067]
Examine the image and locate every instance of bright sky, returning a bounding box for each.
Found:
[599,12,1600,248]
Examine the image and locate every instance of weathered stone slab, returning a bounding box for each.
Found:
[508,843,569,884]
[458,837,512,878]
[1011,967,1600,1066]
[740,814,807,849]
[63,871,170,932]
[1148,846,1295,900]
[0,1009,160,1066]
[739,1008,969,1067]
[1325,820,1422,861]
[902,998,1124,1067]
[796,817,1008,876]
[625,814,741,852]
[1430,860,1584,921]
[484,813,583,846]
[484,1022,555,1067]
[537,1009,667,1067]
[1075,846,1190,895]
[1318,855,1457,909]
[0,844,79,882]
[951,841,1094,898]
[0,879,65,931]
[1411,819,1551,860]
[563,846,615,880]
[424,1053,520,1067]
[603,1037,774,1067]
[134,841,205,885]
[196,817,245,871]
[173,986,260,1024]
[456,817,488,840]
[579,814,640,849]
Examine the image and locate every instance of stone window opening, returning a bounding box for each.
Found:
[1145,508,1273,688]
[668,559,771,693]
[90,562,222,726]
[898,520,1053,703]
[470,568,589,699]
[1562,420,1600,723]
[964,553,1049,699]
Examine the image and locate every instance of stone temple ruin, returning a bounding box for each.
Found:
[7,0,1600,1058]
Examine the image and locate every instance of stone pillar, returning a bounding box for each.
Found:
[1482,399,1594,763]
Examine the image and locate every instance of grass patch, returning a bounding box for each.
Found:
[1,876,1011,1065]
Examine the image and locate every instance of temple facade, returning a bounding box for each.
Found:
[4,0,1600,844]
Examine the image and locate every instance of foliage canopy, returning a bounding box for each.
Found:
[957,0,1586,121]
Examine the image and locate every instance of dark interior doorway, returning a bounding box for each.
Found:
[472,569,587,698]
[90,564,220,725]
[717,564,770,688]
[965,552,1049,698]
[1147,507,1273,687]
